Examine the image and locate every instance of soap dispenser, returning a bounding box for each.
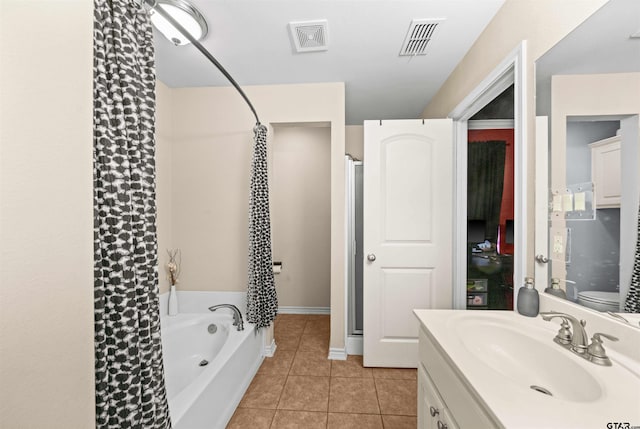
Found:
[544,278,567,299]
[517,277,539,317]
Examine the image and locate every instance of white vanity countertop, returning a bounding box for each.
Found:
[614,312,640,328]
[414,310,640,429]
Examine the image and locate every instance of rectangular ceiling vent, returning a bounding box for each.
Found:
[289,20,329,53]
[400,19,444,57]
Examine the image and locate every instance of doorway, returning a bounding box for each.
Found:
[450,41,527,310]
[467,120,515,310]
[271,124,332,313]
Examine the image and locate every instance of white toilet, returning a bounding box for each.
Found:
[577,291,620,312]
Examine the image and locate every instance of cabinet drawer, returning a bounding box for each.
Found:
[419,326,501,428]
[419,365,459,429]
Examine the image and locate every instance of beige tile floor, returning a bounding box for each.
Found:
[227,314,417,429]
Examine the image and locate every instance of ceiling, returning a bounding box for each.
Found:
[535,0,640,115]
[154,0,505,125]
[536,0,640,78]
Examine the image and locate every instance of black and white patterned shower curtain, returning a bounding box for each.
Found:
[247,125,278,329]
[624,204,640,312]
[93,0,171,427]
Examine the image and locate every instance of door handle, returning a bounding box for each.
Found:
[535,254,549,264]
[367,254,376,262]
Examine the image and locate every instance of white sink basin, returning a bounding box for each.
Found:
[453,316,602,402]
[415,310,640,429]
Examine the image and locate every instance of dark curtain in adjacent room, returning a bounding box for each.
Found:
[467,140,507,243]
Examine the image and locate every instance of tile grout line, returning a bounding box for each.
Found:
[269,319,288,425]
[273,319,299,415]
[273,315,325,426]
[268,317,279,429]
[327,350,333,428]
[239,314,414,427]
[372,369,384,423]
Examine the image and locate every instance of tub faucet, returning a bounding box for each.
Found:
[208,304,244,331]
[540,311,588,354]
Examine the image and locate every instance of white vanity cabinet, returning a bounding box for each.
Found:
[415,310,640,428]
[418,324,501,429]
[589,135,621,208]
[418,365,459,429]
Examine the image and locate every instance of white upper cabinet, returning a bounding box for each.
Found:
[589,135,621,208]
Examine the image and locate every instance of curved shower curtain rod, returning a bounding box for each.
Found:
[143,0,262,127]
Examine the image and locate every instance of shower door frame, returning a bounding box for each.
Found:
[346,156,364,337]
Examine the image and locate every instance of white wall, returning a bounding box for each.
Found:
[156,81,174,294]
[421,0,608,276]
[168,83,347,349]
[271,125,331,309]
[0,1,95,427]
[346,125,364,161]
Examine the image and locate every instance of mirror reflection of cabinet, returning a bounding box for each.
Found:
[589,135,621,208]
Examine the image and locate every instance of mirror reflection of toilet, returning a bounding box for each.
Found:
[577,291,620,312]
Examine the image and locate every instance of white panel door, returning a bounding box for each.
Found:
[363,119,453,368]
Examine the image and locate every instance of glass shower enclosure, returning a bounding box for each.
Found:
[346,156,363,336]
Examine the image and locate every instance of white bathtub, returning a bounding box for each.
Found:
[161,312,263,428]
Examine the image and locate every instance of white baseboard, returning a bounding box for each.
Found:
[328,347,347,360]
[346,335,363,356]
[278,306,330,315]
[263,338,277,357]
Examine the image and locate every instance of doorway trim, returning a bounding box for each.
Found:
[449,41,528,309]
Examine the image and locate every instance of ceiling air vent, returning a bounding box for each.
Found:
[289,20,328,53]
[399,19,444,57]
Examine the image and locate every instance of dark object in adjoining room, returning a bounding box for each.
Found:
[505,219,514,244]
[468,219,487,243]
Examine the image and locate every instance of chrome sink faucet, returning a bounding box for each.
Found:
[209,304,244,331]
[540,311,619,366]
[540,311,589,354]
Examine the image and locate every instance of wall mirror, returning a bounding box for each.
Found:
[536,0,640,317]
